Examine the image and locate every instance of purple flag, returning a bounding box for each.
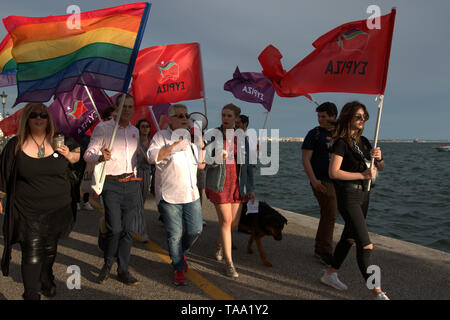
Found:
[49,85,112,141]
[152,104,170,125]
[224,66,275,111]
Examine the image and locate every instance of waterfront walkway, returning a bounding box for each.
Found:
[1,194,449,300]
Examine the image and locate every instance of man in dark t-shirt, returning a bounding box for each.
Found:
[301,102,338,265]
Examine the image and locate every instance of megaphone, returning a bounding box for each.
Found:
[188,112,208,144]
[189,112,208,131]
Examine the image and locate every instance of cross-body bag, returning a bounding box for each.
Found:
[352,138,377,186]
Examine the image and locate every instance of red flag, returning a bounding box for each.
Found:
[130,105,152,127]
[0,108,22,136]
[259,9,396,96]
[129,105,170,139]
[132,43,204,107]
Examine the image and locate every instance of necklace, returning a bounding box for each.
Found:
[30,135,46,158]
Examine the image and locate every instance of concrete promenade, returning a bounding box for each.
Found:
[0,193,449,300]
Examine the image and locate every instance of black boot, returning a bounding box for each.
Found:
[40,276,56,298]
[22,292,41,300]
[21,239,44,301]
[40,243,57,298]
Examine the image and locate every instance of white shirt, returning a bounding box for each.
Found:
[148,128,200,205]
[84,119,139,176]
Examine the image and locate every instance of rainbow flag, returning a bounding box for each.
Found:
[3,2,151,105]
[0,34,17,87]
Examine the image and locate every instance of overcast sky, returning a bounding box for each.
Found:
[1,0,449,140]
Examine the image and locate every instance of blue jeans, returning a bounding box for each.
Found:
[102,179,139,273]
[158,198,203,270]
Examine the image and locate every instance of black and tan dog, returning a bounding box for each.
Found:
[239,201,288,267]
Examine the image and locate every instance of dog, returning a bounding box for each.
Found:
[238,201,288,267]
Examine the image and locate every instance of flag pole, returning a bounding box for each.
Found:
[198,43,208,118]
[367,94,384,191]
[83,85,103,123]
[262,111,270,130]
[148,106,161,131]
[99,93,127,184]
[202,97,208,119]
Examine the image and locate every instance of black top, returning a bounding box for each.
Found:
[330,136,372,174]
[302,126,333,181]
[15,150,72,213]
[0,137,77,276]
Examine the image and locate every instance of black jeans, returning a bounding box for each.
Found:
[331,183,373,281]
[20,234,58,300]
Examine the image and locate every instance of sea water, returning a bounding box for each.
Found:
[254,142,450,253]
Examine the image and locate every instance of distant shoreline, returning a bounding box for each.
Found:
[263,138,450,143]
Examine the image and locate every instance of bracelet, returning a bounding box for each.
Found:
[375,157,384,162]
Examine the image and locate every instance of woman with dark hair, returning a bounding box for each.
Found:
[320,101,389,300]
[0,102,80,300]
[205,103,255,278]
[136,119,152,202]
[132,118,152,242]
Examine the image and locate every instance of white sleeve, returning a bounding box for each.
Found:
[83,123,106,164]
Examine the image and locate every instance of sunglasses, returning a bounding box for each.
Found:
[354,114,367,121]
[171,113,189,119]
[29,112,49,119]
[140,125,150,128]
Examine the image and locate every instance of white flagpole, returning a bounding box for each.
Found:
[262,111,270,130]
[202,97,208,119]
[83,85,103,123]
[367,94,384,191]
[99,93,127,184]
[198,43,208,118]
[148,105,161,131]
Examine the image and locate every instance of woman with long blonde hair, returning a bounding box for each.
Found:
[0,102,80,300]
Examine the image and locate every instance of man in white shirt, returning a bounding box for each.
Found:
[148,104,205,286]
[84,93,140,286]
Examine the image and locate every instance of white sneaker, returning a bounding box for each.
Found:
[77,203,81,211]
[320,271,348,290]
[81,202,94,211]
[374,291,390,300]
[225,262,239,278]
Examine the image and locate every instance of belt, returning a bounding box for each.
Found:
[347,183,364,190]
[344,181,369,190]
[105,173,142,182]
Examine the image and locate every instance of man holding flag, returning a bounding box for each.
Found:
[84,93,141,285]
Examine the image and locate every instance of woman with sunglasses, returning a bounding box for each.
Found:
[320,101,389,300]
[205,104,255,278]
[0,103,80,300]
